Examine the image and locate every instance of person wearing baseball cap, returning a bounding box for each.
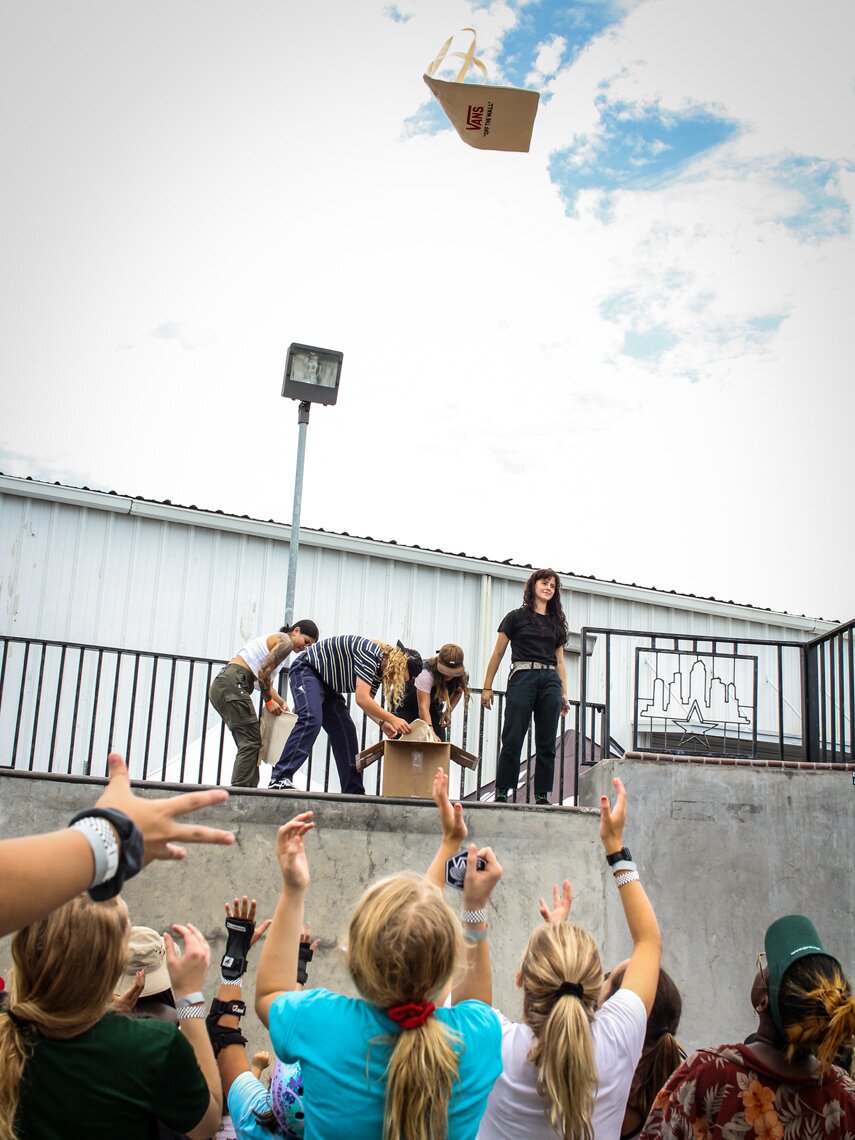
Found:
[397,644,471,740]
[641,915,855,1140]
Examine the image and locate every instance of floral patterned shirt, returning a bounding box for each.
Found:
[639,1044,855,1140]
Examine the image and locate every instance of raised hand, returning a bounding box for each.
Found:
[112,968,146,1014]
[97,752,234,865]
[225,895,273,947]
[461,844,503,911]
[165,922,211,999]
[599,776,627,854]
[276,812,315,892]
[539,879,572,924]
[432,767,468,846]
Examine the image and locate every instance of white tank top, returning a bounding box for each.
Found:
[236,633,292,690]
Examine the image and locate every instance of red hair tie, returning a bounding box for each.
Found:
[387,1001,436,1029]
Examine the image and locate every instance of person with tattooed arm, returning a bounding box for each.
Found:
[209,621,319,788]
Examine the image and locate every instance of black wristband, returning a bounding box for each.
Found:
[67,808,145,901]
[297,941,314,986]
[605,847,632,866]
[206,1022,247,1057]
[208,997,247,1020]
[221,917,255,980]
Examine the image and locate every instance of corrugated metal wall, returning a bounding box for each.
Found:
[0,477,833,787]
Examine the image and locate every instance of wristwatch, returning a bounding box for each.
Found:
[605,847,632,866]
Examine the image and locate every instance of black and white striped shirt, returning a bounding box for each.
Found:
[302,636,384,695]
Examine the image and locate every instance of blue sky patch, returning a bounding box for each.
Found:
[550,100,740,213]
[498,0,624,87]
[620,324,677,361]
[773,156,851,239]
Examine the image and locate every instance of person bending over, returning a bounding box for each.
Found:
[210,621,319,788]
[398,643,471,740]
[267,636,421,794]
[481,569,569,805]
[640,915,855,1140]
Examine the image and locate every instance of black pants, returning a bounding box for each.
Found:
[496,668,562,798]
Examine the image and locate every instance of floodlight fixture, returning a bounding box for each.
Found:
[282,342,343,407]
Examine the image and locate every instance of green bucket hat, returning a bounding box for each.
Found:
[764,915,839,1036]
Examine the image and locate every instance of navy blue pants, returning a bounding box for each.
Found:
[270,657,365,794]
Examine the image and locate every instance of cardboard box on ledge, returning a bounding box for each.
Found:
[356,720,478,799]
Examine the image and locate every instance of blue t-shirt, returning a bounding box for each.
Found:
[269,988,502,1140]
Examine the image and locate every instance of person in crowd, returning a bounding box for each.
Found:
[438,774,660,1140]
[640,915,855,1140]
[267,636,422,794]
[254,809,504,1139]
[208,895,314,1140]
[210,621,320,788]
[0,751,234,939]
[398,643,471,740]
[600,965,685,1140]
[0,895,222,1139]
[481,569,570,805]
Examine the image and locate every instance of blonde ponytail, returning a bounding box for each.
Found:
[347,873,463,1140]
[520,923,604,1140]
[384,1017,461,1140]
[373,643,411,712]
[781,958,855,1074]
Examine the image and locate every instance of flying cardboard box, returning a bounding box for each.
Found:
[356,720,478,799]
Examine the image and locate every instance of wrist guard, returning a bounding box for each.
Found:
[297,940,314,986]
[206,999,248,1058]
[221,917,254,980]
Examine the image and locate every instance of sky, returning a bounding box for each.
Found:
[1,0,853,622]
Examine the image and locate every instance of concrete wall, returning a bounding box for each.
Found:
[0,771,603,1056]
[580,757,855,1052]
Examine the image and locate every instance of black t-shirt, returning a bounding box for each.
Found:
[498,608,564,666]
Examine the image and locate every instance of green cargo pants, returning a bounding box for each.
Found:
[209,663,261,788]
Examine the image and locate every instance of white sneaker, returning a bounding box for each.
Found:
[268,778,294,790]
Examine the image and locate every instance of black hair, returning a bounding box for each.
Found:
[281,619,319,640]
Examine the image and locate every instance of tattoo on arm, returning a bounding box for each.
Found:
[257,637,292,696]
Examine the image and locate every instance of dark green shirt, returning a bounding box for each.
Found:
[16,1012,210,1139]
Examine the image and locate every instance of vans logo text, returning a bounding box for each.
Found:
[466,105,484,130]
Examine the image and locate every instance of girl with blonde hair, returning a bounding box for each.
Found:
[446,777,661,1140]
[255,811,504,1140]
[0,895,222,1140]
[268,635,422,793]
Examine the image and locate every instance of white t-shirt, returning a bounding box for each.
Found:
[477,988,647,1140]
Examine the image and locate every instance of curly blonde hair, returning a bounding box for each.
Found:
[373,642,412,712]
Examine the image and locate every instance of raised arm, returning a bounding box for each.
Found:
[426,767,468,890]
[481,634,509,710]
[600,777,661,1014]
[0,753,233,937]
[255,812,315,1026]
[164,922,223,1140]
[452,845,504,1006]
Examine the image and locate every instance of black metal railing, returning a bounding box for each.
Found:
[0,635,606,803]
[578,626,809,785]
[803,618,854,763]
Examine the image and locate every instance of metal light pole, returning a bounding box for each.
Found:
[281,343,343,627]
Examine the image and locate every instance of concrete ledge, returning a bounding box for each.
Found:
[624,750,855,771]
[0,772,602,1055]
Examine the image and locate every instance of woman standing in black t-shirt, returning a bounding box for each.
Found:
[481,569,569,804]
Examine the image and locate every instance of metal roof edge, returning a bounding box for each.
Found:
[0,473,836,633]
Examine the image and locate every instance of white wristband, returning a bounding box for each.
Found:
[461,908,488,924]
[614,870,640,888]
[610,859,637,874]
[71,817,120,887]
